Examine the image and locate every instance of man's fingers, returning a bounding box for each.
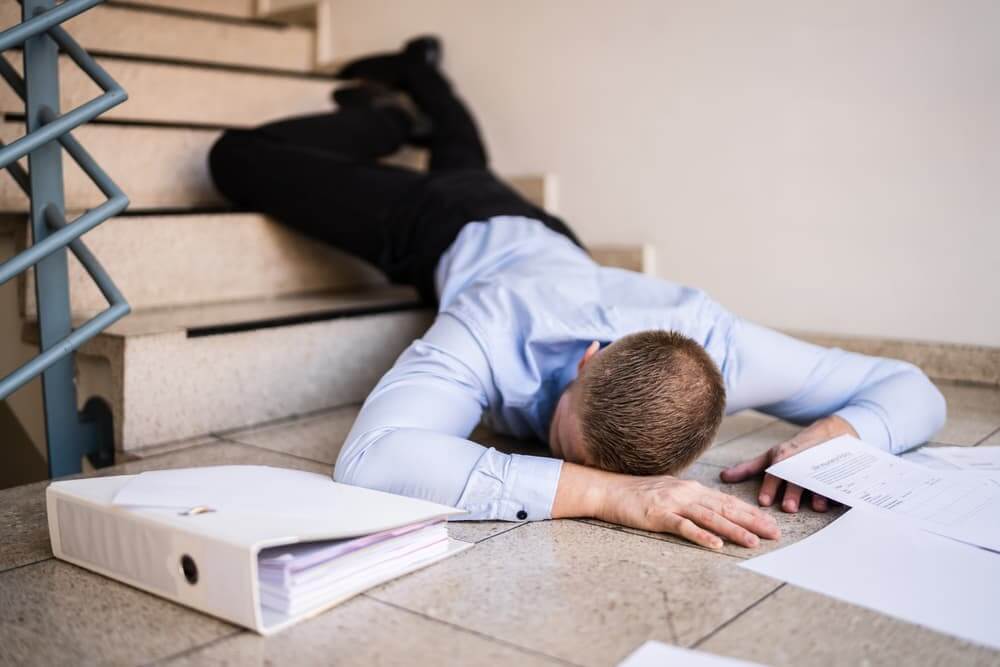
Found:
[714,499,780,540]
[720,451,770,483]
[671,516,723,550]
[699,491,780,540]
[811,493,829,513]
[782,483,804,512]
[758,473,782,507]
[686,505,760,548]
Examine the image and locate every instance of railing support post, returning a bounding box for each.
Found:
[21,0,109,477]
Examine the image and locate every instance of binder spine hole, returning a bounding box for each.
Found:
[180,554,199,585]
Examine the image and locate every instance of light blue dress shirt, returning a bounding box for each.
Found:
[334,217,946,521]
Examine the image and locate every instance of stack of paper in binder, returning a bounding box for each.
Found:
[46,466,471,635]
[257,519,449,616]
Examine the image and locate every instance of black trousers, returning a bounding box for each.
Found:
[208,66,582,303]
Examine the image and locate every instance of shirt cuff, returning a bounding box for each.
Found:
[503,454,563,521]
[454,448,563,521]
[835,403,893,452]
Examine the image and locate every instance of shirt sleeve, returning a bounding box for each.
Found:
[724,319,946,454]
[333,313,563,521]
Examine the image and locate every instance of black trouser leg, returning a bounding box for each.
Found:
[249,105,412,160]
[405,65,489,171]
[208,106,424,269]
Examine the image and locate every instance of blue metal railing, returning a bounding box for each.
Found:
[0,0,129,476]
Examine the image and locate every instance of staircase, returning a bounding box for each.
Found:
[1,1,652,459]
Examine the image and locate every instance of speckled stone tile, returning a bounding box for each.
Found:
[583,462,842,560]
[367,519,779,666]
[0,480,52,572]
[162,595,560,667]
[714,411,774,446]
[696,421,801,469]
[220,404,363,465]
[106,440,332,477]
[698,584,1000,666]
[447,521,524,545]
[933,382,1000,446]
[0,559,239,666]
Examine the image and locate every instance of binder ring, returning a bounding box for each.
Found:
[180,554,198,585]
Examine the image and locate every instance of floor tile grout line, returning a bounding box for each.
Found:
[569,518,749,561]
[974,425,1000,446]
[467,522,525,545]
[125,437,221,461]
[690,583,785,650]
[0,555,53,576]
[212,436,335,467]
[141,628,247,667]
[660,588,680,645]
[363,595,583,667]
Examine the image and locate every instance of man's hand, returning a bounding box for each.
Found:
[552,463,780,549]
[719,415,858,513]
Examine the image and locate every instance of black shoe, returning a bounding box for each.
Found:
[335,35,443,86]
[331,83,434,144]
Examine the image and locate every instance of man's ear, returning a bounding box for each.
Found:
[578,340,601,373]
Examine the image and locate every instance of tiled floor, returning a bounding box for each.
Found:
[1,381,998,666]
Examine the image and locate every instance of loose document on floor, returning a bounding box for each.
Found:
[741,510,1000,650]
[741,436,1000,651]
[765,435,1000,553]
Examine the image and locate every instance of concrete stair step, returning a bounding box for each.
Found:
[0,122,552,212]
[17,213,386,319]
[257,0,323,25]
[1,56,335,128]
[0,3,317,73]
[21,286,433,451]
[123,0,258,20]
[14,210,649,321]
[89,285,422,338]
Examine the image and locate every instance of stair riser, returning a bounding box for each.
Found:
[20,214,386,319]
[0,4,317,73]
[127,0,257,19]
[79,309,434,450]
[0,123,552,213]
[257,0,320,24]
[1,57,335,128]
[0,123,219,212]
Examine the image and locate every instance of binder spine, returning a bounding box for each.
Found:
[46,486,259,631]
[51,495,179,596]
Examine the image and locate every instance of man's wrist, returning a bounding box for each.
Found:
[821,414,859,439]
[552,462,611,519]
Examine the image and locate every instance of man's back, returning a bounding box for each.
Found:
[433,216,735,441]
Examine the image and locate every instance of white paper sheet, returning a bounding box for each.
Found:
[900,449,961,471]
[618,641,765,667]
[766,436,1000,552]
[920,446,1000,472]
[741,510,1000,651]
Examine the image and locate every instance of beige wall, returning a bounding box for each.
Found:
[331,0,1000,346]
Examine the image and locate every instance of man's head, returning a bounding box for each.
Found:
[548,331,726,475]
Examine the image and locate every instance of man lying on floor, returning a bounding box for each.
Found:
[208,37,946,550]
